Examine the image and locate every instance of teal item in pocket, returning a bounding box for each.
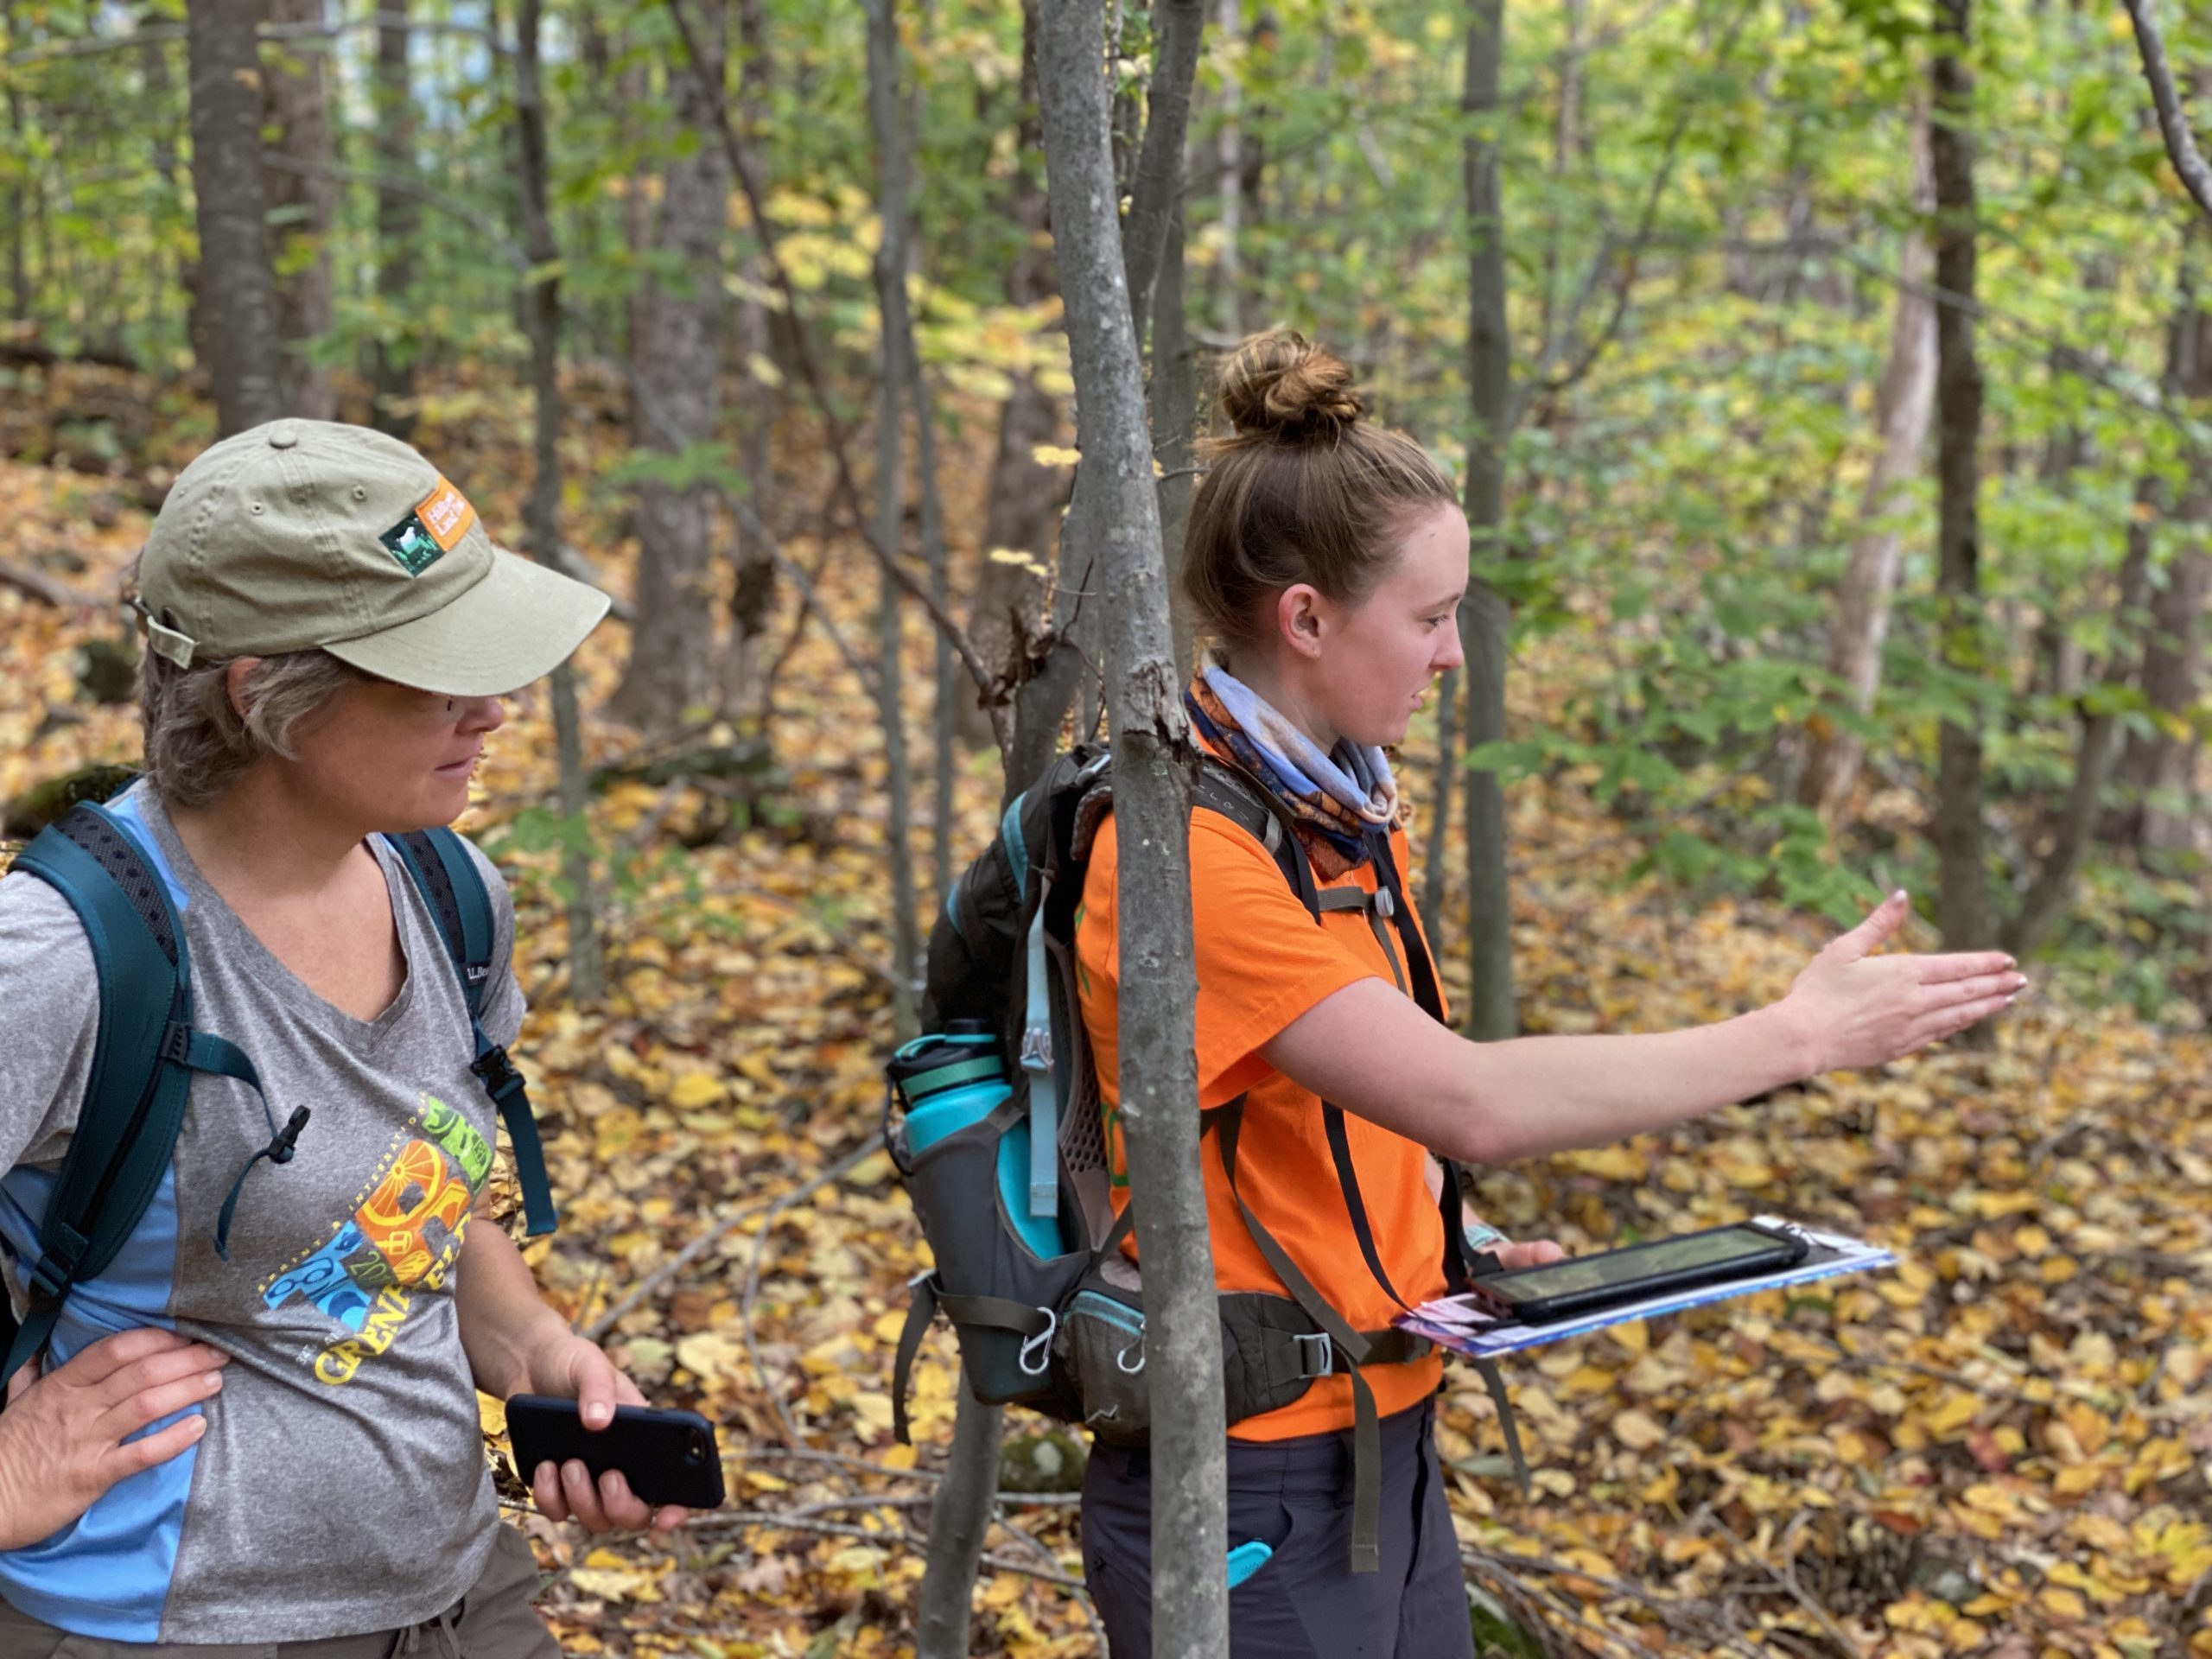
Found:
[889,1028,1064,1258]
[1225,1539,1274,1590]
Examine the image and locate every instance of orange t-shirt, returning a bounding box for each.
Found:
[1073,786,1450,1441]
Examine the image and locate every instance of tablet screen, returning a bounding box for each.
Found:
[1489,1225,1796,1301]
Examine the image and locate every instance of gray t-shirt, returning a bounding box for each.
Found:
[0,782,526,1643]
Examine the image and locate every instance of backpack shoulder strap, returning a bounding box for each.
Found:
[385,829,557,1238]
[0,804,242,1387]
[1192,755,1319,919]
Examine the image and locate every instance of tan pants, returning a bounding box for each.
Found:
[0,1523,560,1659]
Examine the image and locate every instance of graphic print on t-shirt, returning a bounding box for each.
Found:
[259,1094,493,1385]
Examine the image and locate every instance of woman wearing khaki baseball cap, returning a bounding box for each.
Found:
[0,422,668,1654]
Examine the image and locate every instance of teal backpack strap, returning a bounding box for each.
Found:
[385,829,557,1237]
[3,804,290,1388]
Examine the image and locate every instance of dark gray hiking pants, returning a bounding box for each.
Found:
[1080,1396,1477,1659]
[0,1522,558,1659]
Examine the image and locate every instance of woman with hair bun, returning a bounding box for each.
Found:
[1071,331,2022,1656]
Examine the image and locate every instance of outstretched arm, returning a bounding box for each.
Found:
[1266,892,2021,1166]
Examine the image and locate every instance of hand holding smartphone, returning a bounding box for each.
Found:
[506,1395,727,1512]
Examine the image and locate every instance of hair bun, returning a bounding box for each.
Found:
[1215,330,1363,442]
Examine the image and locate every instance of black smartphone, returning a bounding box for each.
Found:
[505,1395,727,1511]
[1460,1220,1811,1325]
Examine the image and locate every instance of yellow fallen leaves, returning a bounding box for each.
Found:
[1611,1408,1667,1451]
[569,1549,667,1605]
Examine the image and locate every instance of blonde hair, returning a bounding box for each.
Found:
[1181,331,1457,646]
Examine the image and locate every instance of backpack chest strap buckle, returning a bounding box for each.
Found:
[471,1044,523,1101]
[1294,1330,1334,1378]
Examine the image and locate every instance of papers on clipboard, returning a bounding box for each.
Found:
[1394,1217,1897,1360]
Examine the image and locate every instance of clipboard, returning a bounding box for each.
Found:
[1395,1217,1897,1360]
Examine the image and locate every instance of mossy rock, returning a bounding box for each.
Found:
[76,632,139,705]
[998,1428,1086,1494]
[3,763,140,841]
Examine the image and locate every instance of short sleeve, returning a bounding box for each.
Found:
[1079,814,1378,1112]
[461,840,526,1051]
[0,870,102,1171]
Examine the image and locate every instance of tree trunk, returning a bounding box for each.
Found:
[1214,0,1243,338]
[371,0,419,439]
[1930,0,1990,951]
[923,7,1061,1630]
[1009,0,1207,791]
[913,1390,1003,1659]
[261,0,335,422]
[1123,0,1205,339]
[1154,205,1198,676]
[963,3,1066,749]
[1460,0,1516,1039]
[8,4,31,322]
[141,2,198,365]
[912,343,958,906]
[608,0,729,734]
[187,0,284,436]
[2123,538,2210,855]
[515,0,603,1004]
[1037,6,1224,1653]
[1421,663,1458,925]
[1802,116,1936,825]
[2114,247,2212,855]
[868,0,923,1040]
[2007,495,2156,957]
[718,0,777,723]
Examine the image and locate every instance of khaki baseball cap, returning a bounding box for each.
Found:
[136,418,611,696]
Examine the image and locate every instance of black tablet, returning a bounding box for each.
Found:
[1461,1220,1811,1325]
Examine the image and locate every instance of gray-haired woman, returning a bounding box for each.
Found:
[0,421,675,1656]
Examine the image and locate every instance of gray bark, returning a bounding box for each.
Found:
[1802,117,1936,825]
[1008,0,1209,791]
[608,0,729,734]
[2113,245,2212,855]
[1421,663,1458,925]
[963,4,1067,751]
[9,1,30,321]
[1038,4,1224,1652]
[187,0,284,436]
[1931,0,1991,950]
[515,0,602,1003]
[925,7,1066,1627]
[262,0,335,421]
[1122,0,1205,338]
[718,0,777,723]
[142,3,195,363]
[1460,0,1516,1039]
[912,344,958,906]
[2124,0,2212,226]
[1154,205,1198,677]
[2009,499,2156,957]
[371,0,417,439]
[868,0,923,1039]
[1214,0,1243,338]
[914,1391,1003,1658]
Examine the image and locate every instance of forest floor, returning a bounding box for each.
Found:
[3,365,2210,1659]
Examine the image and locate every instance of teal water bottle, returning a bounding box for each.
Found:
[887,1021,1064,1258]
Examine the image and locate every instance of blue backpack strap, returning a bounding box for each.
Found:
[1,804,274,1387]
[385,829,557,1237]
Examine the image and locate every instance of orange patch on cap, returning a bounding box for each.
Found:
[415,477,478,552]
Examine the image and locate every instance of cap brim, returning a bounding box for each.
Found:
[322,548,612,696]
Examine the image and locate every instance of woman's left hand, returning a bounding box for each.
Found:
[1462,1211,1564,1270]
[1491,1237,1565,1270]
[521,1331,690,1535]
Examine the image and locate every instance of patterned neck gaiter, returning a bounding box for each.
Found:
[1185,653,1402,880]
